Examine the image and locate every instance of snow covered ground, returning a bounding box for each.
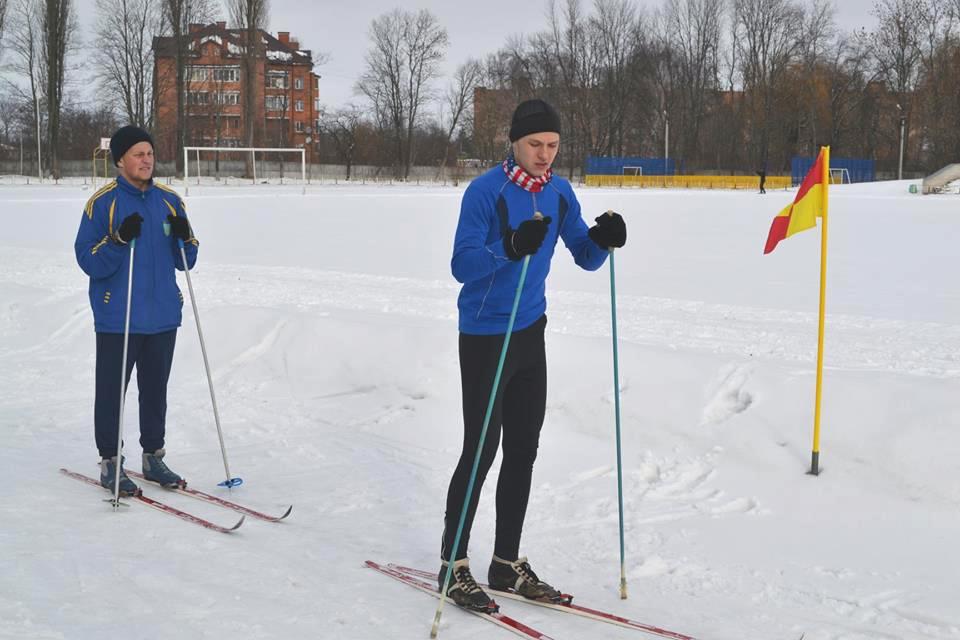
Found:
[1,178,958,640]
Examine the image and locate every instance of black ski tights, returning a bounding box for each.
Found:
[442,315,547,562]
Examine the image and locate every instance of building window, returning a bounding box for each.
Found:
[213,92,240,105]
[212,67,240,82]
[295,121,304,133]
[314,98,320,112]
[295,78,303,90]
[186,66,207,82]
[187,91,209,105]
[265,71,288,89]
[265,95,287,111]
[295,100,304,112]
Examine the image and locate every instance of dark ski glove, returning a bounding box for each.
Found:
[588,211,626,249]
[167,214,192,241]
[115,213,143,244]
[505,216,552,260]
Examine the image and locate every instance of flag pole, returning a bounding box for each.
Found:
[810,146,830,476]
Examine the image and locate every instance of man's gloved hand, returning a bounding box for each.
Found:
[504,216,553,260]
[588,211,626,249]
[166,214,191,241]
[115,213,143,244]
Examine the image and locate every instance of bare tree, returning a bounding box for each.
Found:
[161,0,217,174]
[357,8,448,179]
[6,0,43,173]
[437,58,482,178]
[733,0,804,168]
[227,0,268,177]
[794,0,836,154]
[41,0,77,178]
[660,0,722,166]
[0,0,8,65]
[320,104,363,180]
[590,0,642,158]
[92,0,159,128]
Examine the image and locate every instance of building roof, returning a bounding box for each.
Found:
[153,22,315,66]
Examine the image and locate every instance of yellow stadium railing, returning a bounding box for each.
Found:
[584,175,793,190]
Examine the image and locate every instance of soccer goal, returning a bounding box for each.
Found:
[622,166,643,176]
[829,167,851,184]
[92,137,111,188]
[183,146,306,195]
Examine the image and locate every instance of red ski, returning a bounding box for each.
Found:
[126,469,292,522]
[389,564,698,640]
[366,561,555,640]
[60,468,244,534]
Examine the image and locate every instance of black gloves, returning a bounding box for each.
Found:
[588,212,626,249]
[114,213,143,244]
[167,214,191,241]
[505,216,553,260]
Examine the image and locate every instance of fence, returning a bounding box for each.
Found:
[584,174,791,190]
[791,156,874,184]
[585,156,679,176]
[0,160,492,184]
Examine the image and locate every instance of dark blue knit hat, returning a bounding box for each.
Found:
[110,125,154,166]
[509,99,562,142]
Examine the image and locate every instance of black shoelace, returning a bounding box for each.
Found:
[454,567,483,594]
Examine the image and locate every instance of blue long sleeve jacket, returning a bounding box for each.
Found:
[74,175,199,334]
[452,166,608,335]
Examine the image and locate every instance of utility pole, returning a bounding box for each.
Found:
[35,90,42,181]
[664,110,670,176]
[897,103,905,181]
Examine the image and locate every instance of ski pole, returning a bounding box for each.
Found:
[110,239,136,509]
[178,238,242,489]
[431,213,542,639]
[605,211,627,599]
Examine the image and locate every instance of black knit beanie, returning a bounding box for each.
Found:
[508,99,562,142]
[110,125,155,166]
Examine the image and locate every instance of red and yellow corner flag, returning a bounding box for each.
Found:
[763,147,830,254]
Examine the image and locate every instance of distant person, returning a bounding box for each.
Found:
[757,168,767,194]
[74,125,199,495]
[438,99,627,611]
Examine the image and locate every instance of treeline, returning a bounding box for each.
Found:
[2,0,959,178]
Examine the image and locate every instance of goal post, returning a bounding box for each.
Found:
[183,146,306,195]
[92,137,111,188]
[829,167,851,184]
[622,166,643,176]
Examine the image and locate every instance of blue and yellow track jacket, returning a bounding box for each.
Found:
[452,165,608,335]
[74,175,199,334]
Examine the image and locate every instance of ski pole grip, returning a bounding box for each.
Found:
[605,209,616,253]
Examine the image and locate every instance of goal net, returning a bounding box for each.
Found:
[183,146,307,195]
[622,166,643,176]
[829,167,851,184]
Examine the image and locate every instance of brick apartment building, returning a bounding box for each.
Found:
[153,22,320,162]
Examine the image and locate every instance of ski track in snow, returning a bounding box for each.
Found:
[3,246,959,379]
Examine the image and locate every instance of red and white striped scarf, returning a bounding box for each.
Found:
[503,153,553,193]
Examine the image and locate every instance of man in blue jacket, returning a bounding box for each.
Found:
[75,126,199,496]
[439,99,627,611]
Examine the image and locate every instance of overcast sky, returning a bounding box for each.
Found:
[69,0,880,113]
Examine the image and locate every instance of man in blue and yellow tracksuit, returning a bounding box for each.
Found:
[438,99,628,611]
[74,125,199,496]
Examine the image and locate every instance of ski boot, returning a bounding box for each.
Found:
[488,555,571,604]
[438,558,498,613]
[142,448,184,488]
[100,456,140,496]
